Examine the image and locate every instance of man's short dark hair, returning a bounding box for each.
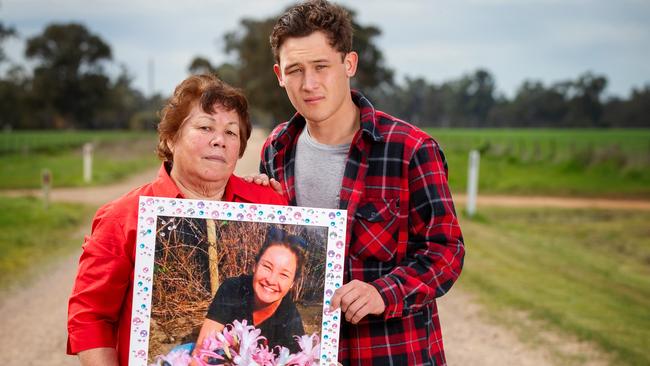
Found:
[270,0,353,63]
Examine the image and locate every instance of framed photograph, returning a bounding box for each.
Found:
[129,196,346,366]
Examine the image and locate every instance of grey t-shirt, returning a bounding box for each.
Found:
[294,127,350,209]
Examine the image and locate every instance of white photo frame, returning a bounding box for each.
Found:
[129,196,346,366]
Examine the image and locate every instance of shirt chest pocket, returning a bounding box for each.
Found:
[350,197,401,262]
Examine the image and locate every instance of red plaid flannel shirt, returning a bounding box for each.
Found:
[260,91,465,366]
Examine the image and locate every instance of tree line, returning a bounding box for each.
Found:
[0,22,162,130]
[373,70,649,128]
[1,9,648,130]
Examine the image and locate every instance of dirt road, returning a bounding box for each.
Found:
[0,128,622,365]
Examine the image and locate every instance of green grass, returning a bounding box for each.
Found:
[0,132,159,189]
[0,130,156,154]
[459,207,650,365]
[426,128,650,198]
[0,196,95,289]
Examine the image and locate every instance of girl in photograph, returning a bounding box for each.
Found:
[194,226,306,353]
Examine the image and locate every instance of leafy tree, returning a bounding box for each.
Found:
[375,77,445,126]
[0,66,30,128]
[25,23,112,128]
[223,17,290,127]
[347,8,394,92]
[93,66,151,129]
[564,72,607,126]
[189,56,218,75]
[485,96,516,128]
[191,5,394,128]
[623,86,650,127]
[603,85,650,128]
[441,69,496,126]
[509,80,568,127]
[0,22,16,64]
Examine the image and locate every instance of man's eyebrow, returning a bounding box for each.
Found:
[284,59,330,71]
[284,62,301,71]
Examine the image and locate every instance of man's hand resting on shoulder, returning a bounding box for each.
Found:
[242,173,283,195]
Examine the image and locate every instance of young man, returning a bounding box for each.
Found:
[260,1,465,365]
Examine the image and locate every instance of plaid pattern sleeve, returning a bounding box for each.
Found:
[260,91,464,366]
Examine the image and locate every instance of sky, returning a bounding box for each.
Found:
[2,0,649,99]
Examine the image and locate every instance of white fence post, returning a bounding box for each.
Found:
[466,150,480,217]
[83,142,93,183]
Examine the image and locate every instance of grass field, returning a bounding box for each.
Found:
[0,196,94,289]
[3,128,650,196]
[426,128,650,198]
[459,207,650,365]
[1,129,649,365]
[0,131,159,189]
[0,130,156,154]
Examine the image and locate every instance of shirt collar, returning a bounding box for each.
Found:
[351,90,383,143]
[151,162,184,198]
[153,162,260,203]
[271,89,383,150]
[222,175,260,203]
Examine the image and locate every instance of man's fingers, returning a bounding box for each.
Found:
[269,178,283,195]
[328,280,386,323]
[343,295,369,324]
[329,287,345,311]
[349,307,369,324]
[254,177,269,186]
[339,286,362,313]
[329,281,356,311]
[243,173,271,186]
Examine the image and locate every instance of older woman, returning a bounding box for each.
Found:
[67,74,286,366]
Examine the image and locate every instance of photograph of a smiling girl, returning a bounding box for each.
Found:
[149,218,327,360]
